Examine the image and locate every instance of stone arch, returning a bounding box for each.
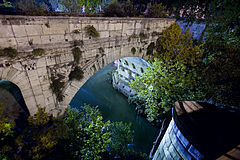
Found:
[0,66,39,115]
[0,78,30,120]
[61,46,147,108]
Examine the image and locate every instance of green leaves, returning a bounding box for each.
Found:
[62,105,111,160]
[130,23,208,122]
[108,121,134,158]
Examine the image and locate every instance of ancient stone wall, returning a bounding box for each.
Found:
[0,15,175,115]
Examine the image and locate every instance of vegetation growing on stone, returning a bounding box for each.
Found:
[146,42,155,56]
[73,40,84,47]
[84,25,99,38]
[72,29,80,34]
[98,47,104,54]
[72,47,82,64]
[128,34,138,42]
[50,76,65,102]
[139,32,148,42]
[152,31,161,37]
[69,66,84,81]
[131,47,136,55]
[0,47,18,58]
[32,48,45,56]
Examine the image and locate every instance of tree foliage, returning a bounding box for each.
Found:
[14,107,57,160]
[0,0,12,7]
[61,105,111,160]
[103,0,138,17]
[146,3,167,18]
[130,23,208,121]
[60,0,101,13]
[16,0,48,15]
[108,121,134,158]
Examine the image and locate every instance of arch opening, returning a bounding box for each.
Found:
[0,79,30,127]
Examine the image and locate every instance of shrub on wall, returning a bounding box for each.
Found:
[72,29,80,34]
[84,25,99,38]
[0,47,18,58]
[139,32,148,42]
[73,40,84,47]
[128,34,138,42]
[69,66,84,81]
[131,47,136,55]
[32,48,45,56]
[50,76,65,102]
[146,42,155,56]
[72,47,82,64]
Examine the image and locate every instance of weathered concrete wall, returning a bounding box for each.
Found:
[0,15,175,116]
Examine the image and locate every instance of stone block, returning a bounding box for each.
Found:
[12,62,23,71]
[41,24,52,35]
[28,36,42,45]
[1,67,10,79]
[69,23,81,32]
[25,25,43,36]
[188,145,204,160]
[0,37,17,48]
[6,67,18,80]
[99,31,109,38]
[12,25,27,37]
[32,85,43,96]
[21,88,34,99]
[41,35,51,44]
[41,83,51,91]
[169,144,181,160]
[35,94,45,107]
[46,56,56,66]
[176,130,189,148]
[16,37,29,47]
[36,57,47,68]
[99,23,108,31]
[50,35,64,43]
[0,25,14,38]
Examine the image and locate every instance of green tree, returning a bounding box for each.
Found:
[16,0,48,15]
[61,105,111,160]
[130,23,209,121]
[59,0,81,12]
[108,121,134,158]
[146,3,167,18]
[15,107,57,160]
[0,0,12,7]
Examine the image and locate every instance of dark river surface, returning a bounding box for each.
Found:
[70,63,159,154]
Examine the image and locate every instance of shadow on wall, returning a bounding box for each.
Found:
[0,79,30,126]
[175,101,240,159]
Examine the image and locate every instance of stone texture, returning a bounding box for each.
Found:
[0,15,175,116]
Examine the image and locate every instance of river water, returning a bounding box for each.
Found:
[70,63,159,154]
